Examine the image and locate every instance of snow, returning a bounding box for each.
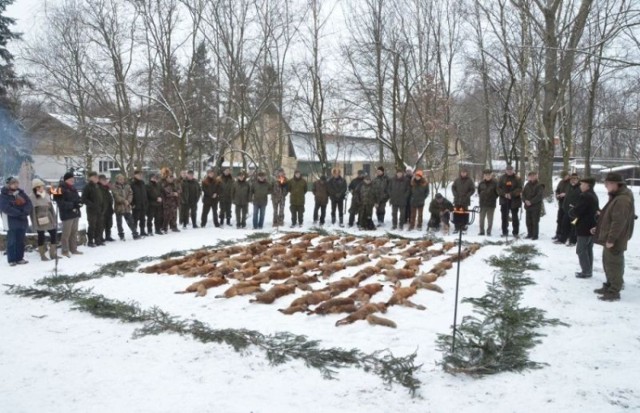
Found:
[290,131,386,163]
[1,184,639,412]
[600,165,639,173]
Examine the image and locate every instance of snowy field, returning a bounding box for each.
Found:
[1,184,639,413]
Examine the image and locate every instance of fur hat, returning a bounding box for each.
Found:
[604,173,624,184]
[377,166,384,173]
[31,178,46,189]
[580,177,596,187]
[63,172,75,181]
[160,167,172,179]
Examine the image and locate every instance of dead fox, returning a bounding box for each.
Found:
[322,251,347,264]
[277,304,309,315]
[183,263,217,278]
[308,297,356,315]
[442,241,456,252]
[403,257,422,269]
[344,255,370,267]
[348,283,384,303]
[353,266,379,282]
[279,232,303,242]
[300,233,320,241]
[339,235,356,244]
[250,284,297,304]
[318,262,346,278]
[412,281,444,294]
[386,284,418,306]
[303,249,326,260]
[325,277,360,296]
[289,291,332,308]
[412,273,438,284]
[175,276,228,296]
[216,282,264,299]
[384,268,416,283]
[335,302,388,326]
[366,314,397,328]
[262,246,288,259]
[376,257,398,268]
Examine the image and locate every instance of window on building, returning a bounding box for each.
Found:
[343,163,353,176]
[98,160,115,173]
[362,164,371,176]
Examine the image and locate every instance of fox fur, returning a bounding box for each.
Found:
[287,291,332,308]
[175,276,228,296]
[250,284,297,304]
[277,304,309,315]
[325,277,361,296]
[339,235,356,244]
[335,302,387,326]
[318,262,346,278]
[348,283,384,302]
[366,314,397,328]
[318,235,340,244]
[411,280,444,293]
[386,284,418,306]
[376,257,398,268]
[308,297,356,315]
[403,258,422,269]
[216,283,264,299]
[412,273,439,284]
[322,251,347,264]
[353,266,379,282]
[384,268,417,283]
[344,255,370,267]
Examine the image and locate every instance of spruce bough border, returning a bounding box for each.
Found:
[6,233,423,395]
[437,244,568,375]
[5,284,422,394]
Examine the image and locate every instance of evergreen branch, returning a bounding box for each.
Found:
[5,284,422,395]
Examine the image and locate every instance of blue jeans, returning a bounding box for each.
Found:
[6,228,26,263]
[253,204,266,229]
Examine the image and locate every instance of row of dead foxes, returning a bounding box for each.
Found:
[140,233,482,328]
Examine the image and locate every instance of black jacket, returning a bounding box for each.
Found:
[181,178,201,205]
[81,181,105,215]
[327,176,347,202]
[146,180,163,207]
[130,177,148,211]
[571,189,599,237]
[55,182,82,221]
[562,184,581,213]
[99,183,114,215]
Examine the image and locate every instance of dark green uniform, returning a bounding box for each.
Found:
[372,173,390,224]
[81,181,105,245]
[522,179,544,239]
[201,176,221,227]
[146,179,164,234]
[180,178,200,228]
[219,173,234,225]
[99,182,114,241]
[288,175,307,226]
[232,178,251,228]
[357,180,376,229]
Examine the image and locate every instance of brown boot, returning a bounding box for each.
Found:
[38,245,50,261]
[598,291,620,301]
[49,243,58,260]
[593,283,610,294]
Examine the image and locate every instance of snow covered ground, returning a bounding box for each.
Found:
[1,184,639,413]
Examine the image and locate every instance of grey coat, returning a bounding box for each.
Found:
[29,191,57,231]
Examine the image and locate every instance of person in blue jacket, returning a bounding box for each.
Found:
[0,176,33,266]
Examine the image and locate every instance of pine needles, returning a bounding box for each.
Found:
[437,244,567,375]
[5,283,422,395]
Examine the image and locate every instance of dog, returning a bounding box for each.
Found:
[335,302,387,326]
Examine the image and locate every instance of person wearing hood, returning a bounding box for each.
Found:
[571,177,599,279]
[29,178,58,261]
[593,173,636,301]
[312,175,329,226]
[408,171,429,230]
[372,166,390,226]
[270,168,289,227]
[288,170,307,228]
[219,168,234,226]
[327,168,347,227]
[348,170,366,227]
[1,177,33,266]
[451,168,475,232]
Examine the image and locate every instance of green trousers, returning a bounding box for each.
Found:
[603,248,625,293]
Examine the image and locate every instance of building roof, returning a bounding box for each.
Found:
[289,131,384,163]
[599,164,640,173]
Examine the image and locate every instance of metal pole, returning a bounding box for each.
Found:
[451,226,464,353]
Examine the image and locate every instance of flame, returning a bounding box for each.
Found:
[50,186,62,196]
[278,176,286,185]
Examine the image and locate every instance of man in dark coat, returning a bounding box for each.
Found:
[0,177,33,265]
[451,168,475,232]
[312,175,329,226]
[327,168,347,226]
[593,173,636,301]
[571,177,599,279]
[372,166,390,225]
[428,193,453,232]
[98,175,115,242]
[130,170,148,236]
[357,175,376,230]
[389,169,410,230]
[477,169,498,236]
[348,170,365,227]
[54,172,83,257]
[161,170,181,233]
[288,170,307,228]
[404,168,413,225]
[408,171,429,230]
[522,171,544,240]
[200,169,221,228]
[497,164,523,238]
[180,170,200,228]
[555,173,580,246]
[146,173,164,235]
[219,168,234,226]
[81,172,106,247]
[250,171,270,230]
[554,170,571,240]
[232,171,251,228]
[270,168,288,227]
